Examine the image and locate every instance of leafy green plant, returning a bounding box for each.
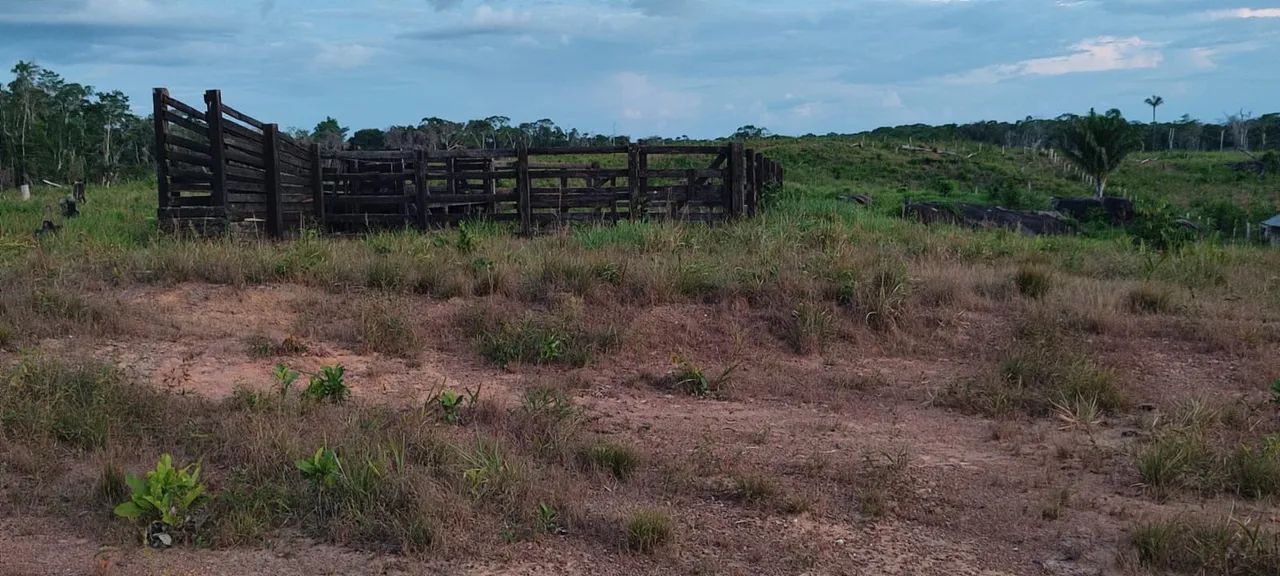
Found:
[536,503,563,535]
[432,386,480,424]
[295,446,342,490]
[304,365,348,403]
[1270,378,1280,405]
[113,454,208,530]
[273,363,300,399]
[669,354,738,398]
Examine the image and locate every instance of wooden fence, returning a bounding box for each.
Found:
[155,89,783,236]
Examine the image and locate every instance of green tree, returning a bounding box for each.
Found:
[347,128,385,150]
[1058,109,1140,198]
[312,116,348,150]
[1144,95,1164,150]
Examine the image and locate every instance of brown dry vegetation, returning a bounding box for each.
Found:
[2,166,1280,575]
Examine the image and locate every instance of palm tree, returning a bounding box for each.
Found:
[1143,95,1164,151]
[1059,109,1140,199]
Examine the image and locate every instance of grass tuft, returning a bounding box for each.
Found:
[625,508,672,553]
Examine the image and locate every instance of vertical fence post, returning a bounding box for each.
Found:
[153,88,171,211]
[727,143,744,218]
[517,145,531,235]
[415,149,428,229]
[638,144,649,219]
[203,90,227,212]
[310,143,324,230]
[747,151,757,216]
[263,123,283,237]
[627,144,641,220]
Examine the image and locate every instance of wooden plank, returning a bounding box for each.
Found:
[424,170,518,180]
[415,150,427,229]
[168,149,213,169]
[203,90,228,209]
[167,133,210,156]
[517,145,531,235]
[421,193,519,203]
[221,103,264,129]
[525,145,629,156]
[264,124,284,237]
[153,88,171,209]
[226,164,265,182]
[221,119,263,143]
[727,143,743,216]
[165,97,206,121]
[226,180,265,193]
[640,168,723,179]
[311,144,325,230]
[528,169,629,180]
[639,145,723,155]
[164,110,206,136]
[225,147,266,170]
[627,144,641,220]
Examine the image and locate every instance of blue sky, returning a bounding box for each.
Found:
[0,0,1277,138]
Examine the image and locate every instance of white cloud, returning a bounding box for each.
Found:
[313,43,376,70]
[949,36,1163,84]
[604,72,701,121]
[1207,8,1280,19]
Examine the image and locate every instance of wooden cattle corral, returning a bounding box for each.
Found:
[155,89,784,236]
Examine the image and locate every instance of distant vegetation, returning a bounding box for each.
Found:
[3,60,1276,195]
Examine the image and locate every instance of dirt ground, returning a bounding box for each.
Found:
[2,282,1277,576]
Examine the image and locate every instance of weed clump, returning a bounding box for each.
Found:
[464,301,619,367]
[1127,284,1176,314]
[581,443,639,481]
[1014,266,1052,299]
[625,508,672,553]
[781,301,835,355]
[1133,515,1280,575]
[942,315,1122,417]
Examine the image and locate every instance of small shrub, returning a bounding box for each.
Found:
[582,443,638,481]
[114,454,208,542]
[1014,266,1052,299]
[1127,284,1175,314]
[536,502,563,535]
[1270,379,1280,405]
[432,387,480,424]
[304,365,349,403]
[667,354,738,398]
[295,446,341,490]
[625,508,672,553]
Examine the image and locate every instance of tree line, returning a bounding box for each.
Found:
[0,62,153,189]
[4,61,1275,191]
[835,111,1279,153]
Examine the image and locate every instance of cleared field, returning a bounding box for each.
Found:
[1,141,1279,575]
